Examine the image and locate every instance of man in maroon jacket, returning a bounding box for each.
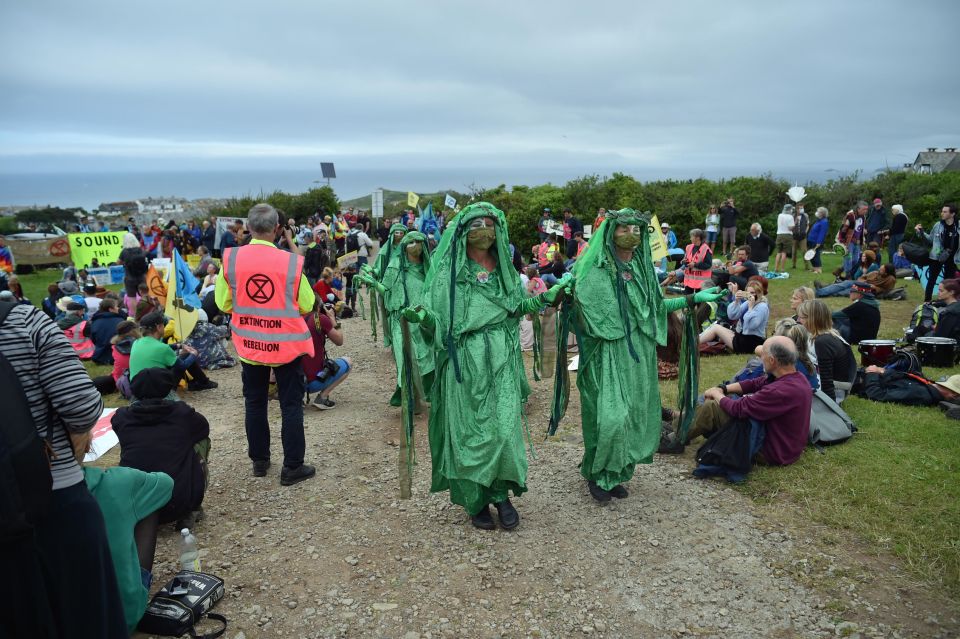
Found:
[688,336,813,465]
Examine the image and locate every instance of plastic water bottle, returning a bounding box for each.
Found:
[179,528,201,572]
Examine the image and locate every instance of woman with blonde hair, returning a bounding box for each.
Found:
[789,286,815,320]
[797,299,856,402]
[699,278,769,354]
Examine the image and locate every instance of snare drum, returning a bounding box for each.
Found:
[916,336,958,368]
[858,339,897,367]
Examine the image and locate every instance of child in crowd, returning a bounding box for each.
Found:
[525,266,547,297]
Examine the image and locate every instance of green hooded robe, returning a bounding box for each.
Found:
[371,223,409,346]
[569,209,692,490]
[422,202,553,515]
[380,231,435,398]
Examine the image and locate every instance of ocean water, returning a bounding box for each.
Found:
[0,167,846,213]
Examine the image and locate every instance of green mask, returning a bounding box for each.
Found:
[613,231,642,249]
[467,228,496,250]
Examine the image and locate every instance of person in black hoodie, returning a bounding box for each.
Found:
[90,298,127,364]
[112,367,211,527]
[933,277,960,341]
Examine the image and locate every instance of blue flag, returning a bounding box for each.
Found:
[418,202,441,242]
[173,249,202,308]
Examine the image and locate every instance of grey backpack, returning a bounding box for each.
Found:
[809,389,856,448]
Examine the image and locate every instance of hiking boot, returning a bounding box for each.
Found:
[470,505,496,530]
[494,499,520,530]
[609,484,629,499]
[188,379,218,391]
[280,463,316,486]
[938,401,960,413]
[588,481,611,503]
[657,432,685,455]
[310,396,336,411]
[252,459,271,477]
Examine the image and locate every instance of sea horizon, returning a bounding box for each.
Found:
[0,166,874,213]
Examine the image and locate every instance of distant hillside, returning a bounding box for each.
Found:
[340,188,469,218]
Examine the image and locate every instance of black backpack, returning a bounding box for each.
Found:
[303,245,325,279]
[0,302,54,540]
[346,231,360,253]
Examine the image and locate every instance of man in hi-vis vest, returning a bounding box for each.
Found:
[216,203,318,486]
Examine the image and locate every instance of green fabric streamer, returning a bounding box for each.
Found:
[369,288,379,342]
[549,209,697,491]
[531,310,543,381]
[420,202,532,516]
[372,223,409,348]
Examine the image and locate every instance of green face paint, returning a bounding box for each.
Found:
[467,228,496,250]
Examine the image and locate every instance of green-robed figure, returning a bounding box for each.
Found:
[356,231,435,406]
[552,208,723,502]
[362,223,408,346]
[404,202,571,530]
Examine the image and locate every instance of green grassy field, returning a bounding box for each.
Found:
[18,253,960,597]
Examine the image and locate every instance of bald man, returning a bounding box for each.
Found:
[689,336,813,466]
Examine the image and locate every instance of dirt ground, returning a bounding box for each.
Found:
[136,317,959,639]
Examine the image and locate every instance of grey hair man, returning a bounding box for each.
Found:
[215,202,318,486]
[745,222,774,272]
[676,336,813,467]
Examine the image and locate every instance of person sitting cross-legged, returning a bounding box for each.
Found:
[129,311,218,391]
[685,336,813,467]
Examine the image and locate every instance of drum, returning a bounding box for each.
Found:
[916,336,959,368]
[858,339,897,367]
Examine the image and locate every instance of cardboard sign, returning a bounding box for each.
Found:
[68,232,126,268]
[543,220,564,236]
[87,265,126,286]
[337,250,359,269]
[84,408,119,462]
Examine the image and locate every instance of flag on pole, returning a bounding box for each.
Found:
[145,264,167,308]
[164,249,200,340]
[444,194,456,208]
[407,191,420,207]
[418,202,441,242]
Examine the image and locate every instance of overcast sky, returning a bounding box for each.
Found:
[1,0,958,175]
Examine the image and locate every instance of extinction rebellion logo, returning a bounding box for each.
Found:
[246,274,275,304]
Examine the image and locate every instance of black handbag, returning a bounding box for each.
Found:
[137,571,226,638]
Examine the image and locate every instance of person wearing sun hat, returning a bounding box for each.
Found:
[830,280,881,344]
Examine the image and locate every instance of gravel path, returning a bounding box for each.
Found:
[137,317,956,639]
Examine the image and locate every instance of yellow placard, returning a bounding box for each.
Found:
[68,232,127,268]
[648,215,667,262]
[407,192,420,207]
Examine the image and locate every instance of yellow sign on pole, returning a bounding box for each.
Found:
[407,192,420,207]
[648,215,668,262]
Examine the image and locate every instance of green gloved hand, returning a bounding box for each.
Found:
[693,286,725,303]
[544,273,574,304]
[360,264,374,275]
[402,306,427,324]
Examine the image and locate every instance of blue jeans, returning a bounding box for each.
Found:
[241,359,306,469]
[815,280,854,298]
[843,242,861,275]
[541,274,559,286]
[306,357,350,393]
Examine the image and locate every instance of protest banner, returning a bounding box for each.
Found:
[649,215,668,262]
[68,232,126,267]
[83,408,119,462]
[6,236,72,266]
[543,220,564,236]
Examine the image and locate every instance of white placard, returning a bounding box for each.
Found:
[84,408,119,462]
[372,189,384,218]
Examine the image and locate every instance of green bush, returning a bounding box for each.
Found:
[470,170,960,254]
